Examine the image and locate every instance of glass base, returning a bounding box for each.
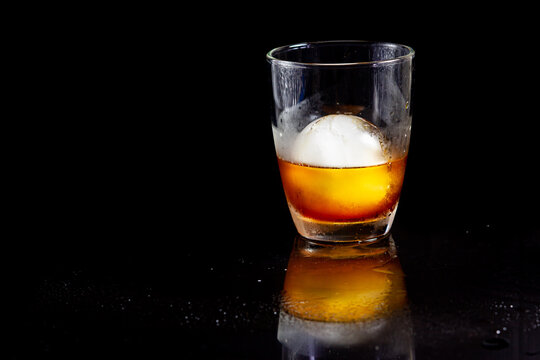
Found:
[289,205,398,243]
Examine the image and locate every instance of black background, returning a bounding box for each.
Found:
[11,7,539,359]
[18,9,537,246]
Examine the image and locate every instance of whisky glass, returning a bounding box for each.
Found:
[267,41,414,242]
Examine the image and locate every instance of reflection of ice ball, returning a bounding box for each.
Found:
[277,310,388,348]
[291,115,386,168]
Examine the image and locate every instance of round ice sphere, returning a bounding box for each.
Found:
[290,114,386,167]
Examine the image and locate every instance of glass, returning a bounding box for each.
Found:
[267,41,414,242]
[278,234,415,359]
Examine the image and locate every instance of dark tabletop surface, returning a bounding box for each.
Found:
[13,214,540,359]
[12,17,539,360]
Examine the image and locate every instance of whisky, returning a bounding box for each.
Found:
[278,156,407,223]
[273,114,409,241]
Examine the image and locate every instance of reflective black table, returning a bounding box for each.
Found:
[14,216,539,359]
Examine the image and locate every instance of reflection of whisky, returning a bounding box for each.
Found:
[278,156,407,223]
[281,236,407,322]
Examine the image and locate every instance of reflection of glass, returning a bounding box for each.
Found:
[267,41,414,242]
[278,234,415,359]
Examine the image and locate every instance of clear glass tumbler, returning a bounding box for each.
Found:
[267,41,414,242]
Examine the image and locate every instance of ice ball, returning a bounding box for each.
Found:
[290,114,386,168]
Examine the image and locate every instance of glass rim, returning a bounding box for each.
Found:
[266,40,415,67]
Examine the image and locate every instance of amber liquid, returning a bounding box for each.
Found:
[278,156,407,223]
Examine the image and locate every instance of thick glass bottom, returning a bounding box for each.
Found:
[289,204,398,243]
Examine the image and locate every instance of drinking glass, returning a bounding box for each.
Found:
[267,40,414,242]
